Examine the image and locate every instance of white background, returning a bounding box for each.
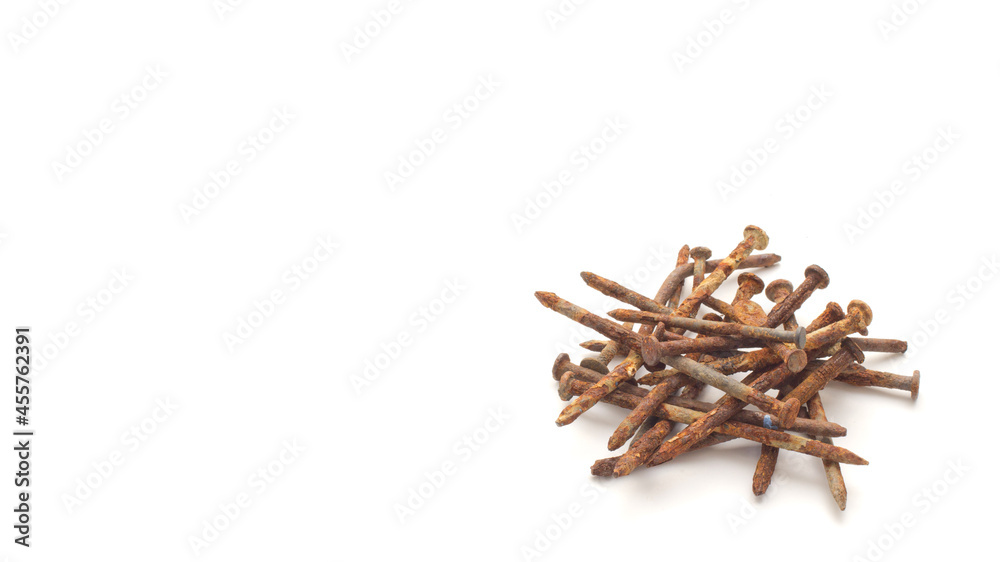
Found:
[2,1,998,560]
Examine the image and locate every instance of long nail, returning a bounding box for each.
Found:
[806,393,848,510]
[563,368,845,436]
[553,261,685,425]
[646,252,782,315]
[607,373,687,450]
[752,384,799,496]
[765,279,799,330]
[653,355,801,427]
[849,337,907,353]
[828,363,920,399]
[765,265,830,328]
[581,272,673,316]
[562,378,868,466]
[535,291,646,350]
[583,246,689,374]
[752,444,781,496]
[608,309,807,348]
[592,434,735,477]
[674,226,769,320]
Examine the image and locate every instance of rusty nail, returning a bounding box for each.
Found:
[785,343,866,406]
[607,373,687,450]
[822,362,920,399]
[752,384,800,496]
[765,264,830,329]
[668,245,691,310]
[647,305,849,466]
[592,434,735,477]
[849,337,908,353]
[734,272,766,303]
[557,376,869,466]
[765,279,799,330]
[728,300,809,372]
[559,378,867,469]
[609,309,806,348]
[561,369,846,436]
[806,393,848,510]
[674,225,769,320]
[581,247,689,374]
[652,355,800,428]
[535,292,647,351]
[690,246,713,289]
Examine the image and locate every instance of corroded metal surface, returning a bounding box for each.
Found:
[849,337,908,353]
[829,363,920,399]
[765,279,800,331]
[765,265,830,328]
[591,434,735,477]
[561,379,867,471]
[751,384,799,496]
[647,305,848,466]
[734,272,766,303]
[657,355,800,427]
[534,229,918,507]
[535,292,648,351]
[729,300,808,372]
[564,369,844,437]
[752,444,781,496]
[608,373,686,450]
[608,309,806,347]
[806,393,848,510]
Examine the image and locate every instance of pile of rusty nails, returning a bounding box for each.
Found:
[535,225,918,510]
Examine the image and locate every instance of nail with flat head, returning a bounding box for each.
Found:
[824,363,920,399]
[806,302,845,332]
[765,279,799,330]
[803,301,873,351]
[652,252,782,308]
[673,225,769,320]
[551,353,639,388]
[734,272,765,303]
[785,342,866,406]
[668,245,691,310]
[609,309,806,348]
[580,339,621,375]
[690,246,712,289]
[579,340,612,352]
[766,265,830,329]
[765,279,794,304]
